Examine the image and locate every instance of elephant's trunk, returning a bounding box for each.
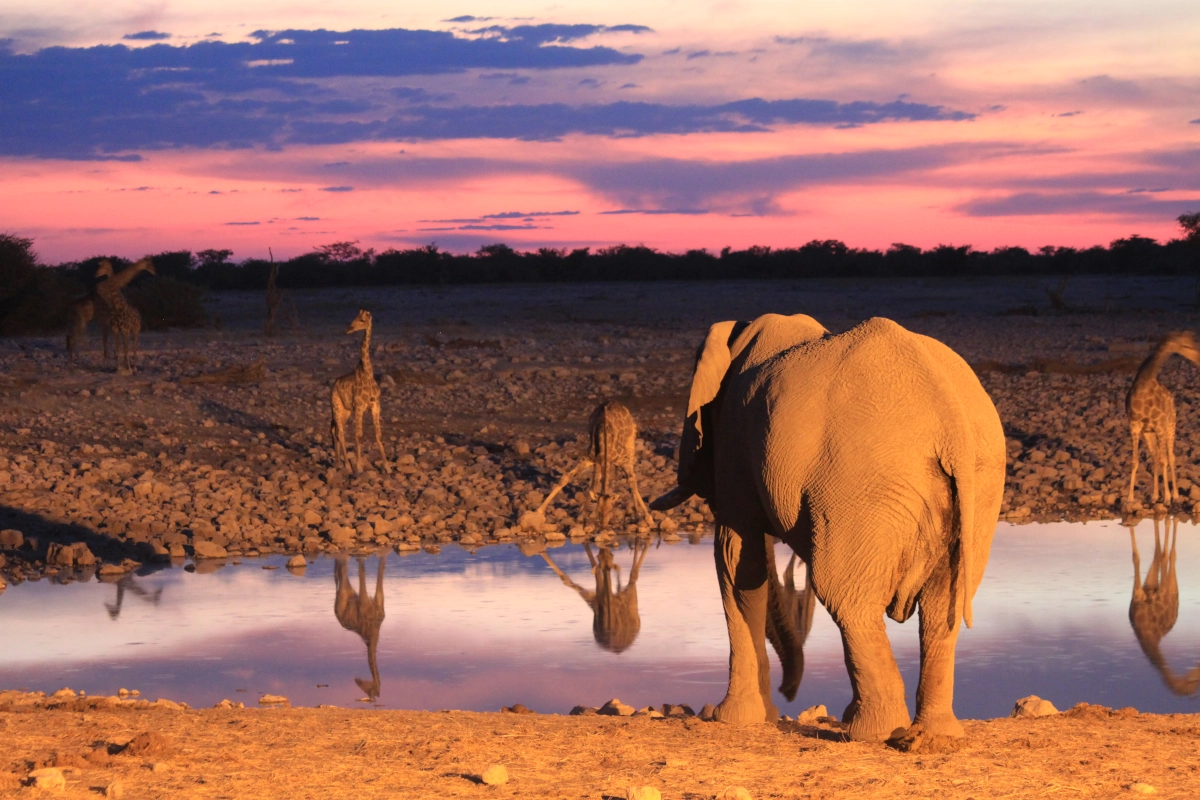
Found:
[650,484,693,511]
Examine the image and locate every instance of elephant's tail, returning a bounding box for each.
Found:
[940,413,977,630]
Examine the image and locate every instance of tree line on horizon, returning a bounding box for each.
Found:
[1,214,1198,335]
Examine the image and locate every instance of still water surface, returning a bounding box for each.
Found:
[2,519,1199,720]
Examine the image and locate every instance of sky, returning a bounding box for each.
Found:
[1,1,1198,262]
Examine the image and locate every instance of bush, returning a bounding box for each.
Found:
[127,277,207,330]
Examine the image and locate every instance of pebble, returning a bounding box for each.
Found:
[259,694,289,705]
[699,703,717,721]
[28,767,65,791]
[599,698,635,716]
[285,554,307,570]
[105,781,123,798]
[1011,695,1059,718]
[1128,783,1157,794]
[716,789,753,800]
[796,704,828,724]
[626,788,661,800]
[480,764,509,785]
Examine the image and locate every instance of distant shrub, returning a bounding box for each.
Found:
[127,277,207,330]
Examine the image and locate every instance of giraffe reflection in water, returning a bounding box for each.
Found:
[1129,517,1200,694]
[540,541,649,652]
[105,574,164,620]
[334,554,386,702]
[765,539,817,702]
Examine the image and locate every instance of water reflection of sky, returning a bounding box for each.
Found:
[1,519,1199,720]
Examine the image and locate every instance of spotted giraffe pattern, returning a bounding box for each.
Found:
[1127,518,1200,695]
[330,309,389,473]
[1125,331,1200,504]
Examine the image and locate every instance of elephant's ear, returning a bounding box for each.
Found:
[678,320,741,498]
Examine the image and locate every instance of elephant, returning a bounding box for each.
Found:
[651,314,1006,741]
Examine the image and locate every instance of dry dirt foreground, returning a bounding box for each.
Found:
[6,276,1200,586]
[2,702,1198,799]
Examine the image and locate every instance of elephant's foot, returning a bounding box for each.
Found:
[913,710,965,739]
[842,697,911,742]
[714,693,771,725]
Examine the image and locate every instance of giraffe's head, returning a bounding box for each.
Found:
[346,309,372,334]
[95,260,114,279]
[134,257,157,276]
[1162,330,1200,366]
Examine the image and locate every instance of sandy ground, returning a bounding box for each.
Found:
[4,275,1200,586]
[2,692,1197,799]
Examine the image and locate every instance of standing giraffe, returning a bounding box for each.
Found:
[525,400,651,528]
[334,555,387,702]
[330,309,390,473]
[1125,331,1200,505]
[65,260,113,367]
[94,258,156,367]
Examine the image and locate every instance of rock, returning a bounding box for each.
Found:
[716,788,753,800]
[518,510,545,531]
[599,698,635,716]
[569,705,598,716]
[513,440,531,456]
[192,540,228,559]
[303,509,323,526]
[214,699,244,709]
[504,703,533,714]
[626,788,660,800]
[0,529,22,548]
[151,762,169,773]
[480,764,509,786]
[286,555,307,571]
[1128,783,1157,794]
[699,703,716,721]
[120,731,166,756]
[796,704,828,724]
[28,767,65,791]
[1011,695,1059,718]
[50,687,77,700]
[259,694,289,706]
[661,704,694,718]
[105,781,123,798]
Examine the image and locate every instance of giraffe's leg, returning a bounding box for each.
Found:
[534,460,590,519]
[620,458,651,522]
[1127,426,1142,504]
[353,405,366,473]
[331,398,350,470]
[370,400,390,472]
[1146,432,1161,504]
[1166,426,1178,503]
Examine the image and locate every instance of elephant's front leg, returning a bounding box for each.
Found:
[714,523,777,724]
[834,611,912,741]
[913,565,965,738]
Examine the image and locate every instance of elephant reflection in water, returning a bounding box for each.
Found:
[334,554,386,702]
[105,574,164,620]
[765,541,818,702]
[1129,517,1200,694]
[540,541,649,652]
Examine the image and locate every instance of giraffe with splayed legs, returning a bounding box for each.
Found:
[66,260,113,367]
[526,400,650,529]
[1126,331,1200,505]
[331,309,389,473]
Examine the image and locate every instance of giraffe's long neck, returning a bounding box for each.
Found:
[1132,344,1176,391]
[359,320,372,373]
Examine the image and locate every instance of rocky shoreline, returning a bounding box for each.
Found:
[1,687,1190,797]
[5,278,1200,588]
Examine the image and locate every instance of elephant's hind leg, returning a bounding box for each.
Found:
[912,561,965,738]
[713,523,777,724]
[833,610,912,741]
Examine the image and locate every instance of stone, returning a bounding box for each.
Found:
[599,698,635,716]
[699,703,716,721]
[480,764,509,786]
[286,555,307,571]
[0,529,22,548]
[569,705,598,716]
[518,510,545,531]
[28,767,65,791]
[105,781,123,798]
[259,694,289,705]
[1011,695,1059,718]
[796,704,828,724]
[513,441,531,456]
[1128,783,1157,794]
[716,789,754,800]
[303,509,323,526]
[50,687,77,700]
[46,543,75,567]
[192,540,228,559]
[626,788,660,800]
[151,762,169,773]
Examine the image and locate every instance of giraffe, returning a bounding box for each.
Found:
[525,400,651,528]
[104,573,164,620]
[65,260,113,367]
[1128,518,1200,695]
[538,541,649,653]
[334,555,386,702]
[330,309,390,473]
[1125,331,1200,505]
